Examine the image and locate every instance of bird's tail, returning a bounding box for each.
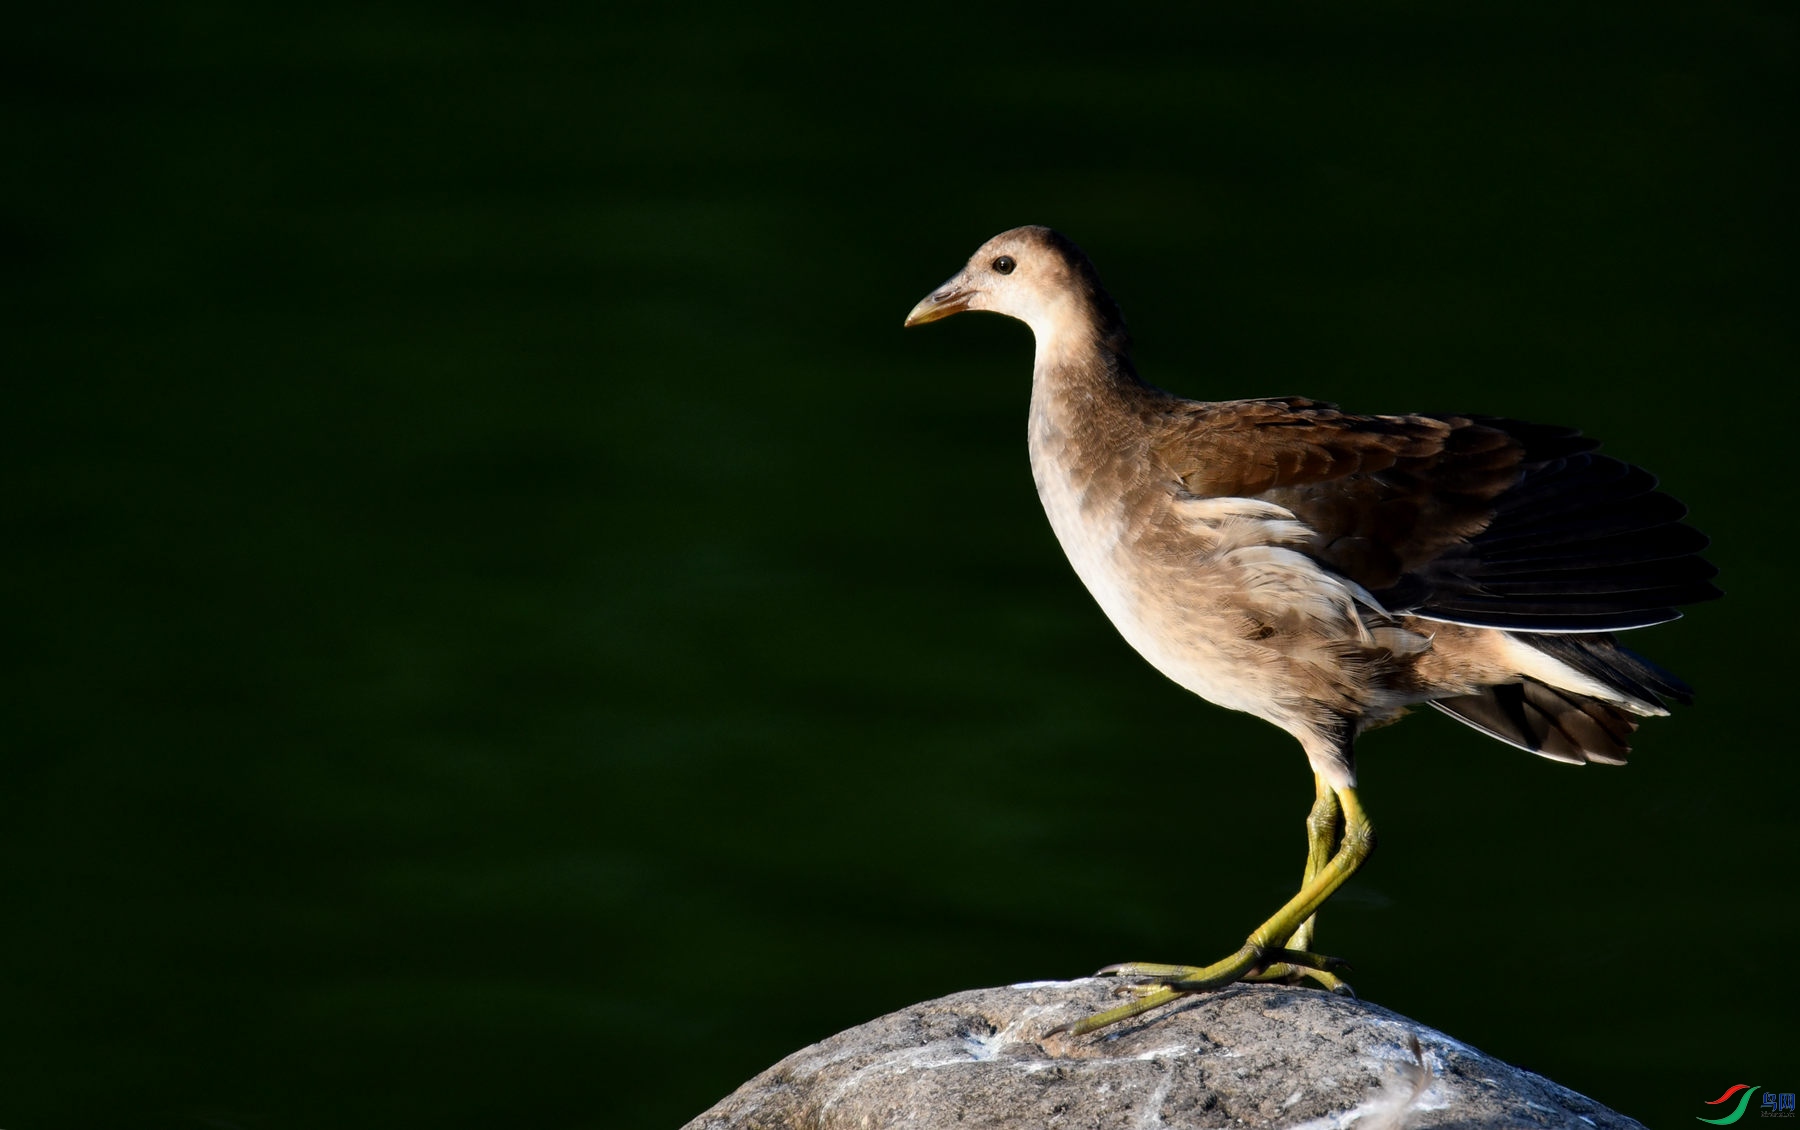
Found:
[1428,632,1693,765]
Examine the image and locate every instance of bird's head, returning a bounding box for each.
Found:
[903,225,1129,358]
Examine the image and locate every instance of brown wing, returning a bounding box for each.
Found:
[1143,396,1718,631]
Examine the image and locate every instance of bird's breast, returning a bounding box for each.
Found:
[1028,403,1249,707]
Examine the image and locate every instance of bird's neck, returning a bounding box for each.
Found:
[1028,292,1147,422]
[1027,287,1141,400]
[1027,294,1158,512]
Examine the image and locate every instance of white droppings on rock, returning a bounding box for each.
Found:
[1286,1101,1383,1130]
[1136,1068,1176,1130]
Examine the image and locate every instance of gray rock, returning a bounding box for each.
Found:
[683,980,1644,1129]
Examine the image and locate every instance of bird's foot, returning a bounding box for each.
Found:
[1058,945,1351,1036]
[1245,959,1355,995]
[1099,945,1349,984]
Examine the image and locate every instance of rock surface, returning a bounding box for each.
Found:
[683,980,1644,1129]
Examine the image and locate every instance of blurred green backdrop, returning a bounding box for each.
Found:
[7,3,1795,1127]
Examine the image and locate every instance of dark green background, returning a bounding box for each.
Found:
[8,4,1794,1127]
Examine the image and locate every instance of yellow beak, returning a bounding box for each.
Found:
[903,283,974,327]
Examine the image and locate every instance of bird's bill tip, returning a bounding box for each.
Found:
[903,287,973,328]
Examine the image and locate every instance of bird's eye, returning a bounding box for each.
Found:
[992,255,1016,275]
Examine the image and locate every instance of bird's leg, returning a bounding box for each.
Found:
[1245,774,1347,989]
[1065,786,1374,1036]
[1288,774,1341,951]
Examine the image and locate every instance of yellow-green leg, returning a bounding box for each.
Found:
[1247,774,1348,989]
[1287,774,1341,953]
[1063,784,1375,1036]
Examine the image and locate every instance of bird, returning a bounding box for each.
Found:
[902,225,1719,1035]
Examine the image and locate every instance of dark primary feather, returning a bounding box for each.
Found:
[1389,441,1720,631]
